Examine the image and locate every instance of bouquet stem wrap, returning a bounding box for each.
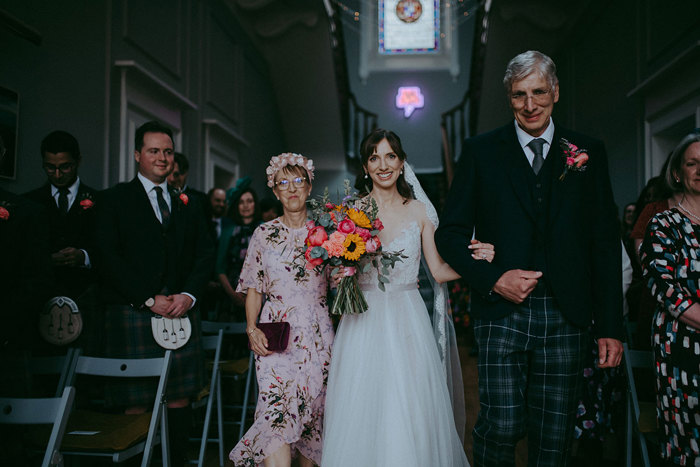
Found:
[330,275,368,315]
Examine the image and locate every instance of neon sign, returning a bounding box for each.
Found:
[395,86,424,118]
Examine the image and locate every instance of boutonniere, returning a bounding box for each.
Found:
[171,188,188,207]
[558,137,589,181]
[77,192,95,211]
[0,201,10,221]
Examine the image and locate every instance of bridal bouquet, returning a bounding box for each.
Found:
[300,181,406,315]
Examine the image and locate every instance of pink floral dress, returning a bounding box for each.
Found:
[230,218,334,466]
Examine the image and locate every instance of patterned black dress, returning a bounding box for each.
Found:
[640,208,700,465]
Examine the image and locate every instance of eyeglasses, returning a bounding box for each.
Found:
[275,176,307,191]
[510,88,552,107]
[43,162,76,173]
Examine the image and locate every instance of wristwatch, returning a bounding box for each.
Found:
[144,297,155,308]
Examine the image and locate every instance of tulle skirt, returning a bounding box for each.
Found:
[322,286,469,467]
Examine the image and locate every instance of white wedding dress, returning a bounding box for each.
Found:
[322,220,469,467]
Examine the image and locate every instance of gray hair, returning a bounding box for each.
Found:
[665,132,700,193]
[503,50,559,94]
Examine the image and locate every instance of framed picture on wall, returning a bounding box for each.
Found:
[0,87,19,180]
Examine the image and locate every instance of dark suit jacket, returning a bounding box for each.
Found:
[0,188,53,350]
[95,178,214,307]
[24,181,99,299]
[435,123,623,339]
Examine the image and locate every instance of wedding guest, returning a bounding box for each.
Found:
[168,151,206,208]
[94,121,214,467]
[640,132,700,466]
[206,187,229,246]
[215,177,261,321]
[229,153,334,467]
[436,50,623,467]
[24,130,100,352]
[260,196,283,222]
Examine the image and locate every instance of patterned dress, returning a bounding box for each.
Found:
[229,218,334,466]
[640,208,700,466]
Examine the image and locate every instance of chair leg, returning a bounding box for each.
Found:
[216,372,224,467]
[626,396,633,467]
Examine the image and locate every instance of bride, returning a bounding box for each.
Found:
[322,129,493,466]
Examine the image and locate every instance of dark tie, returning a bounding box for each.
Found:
[528,138,546,175]
[154,186,170,227]
[58,187,69,214]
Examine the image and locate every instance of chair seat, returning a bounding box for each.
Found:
[60,410,152,452]
[219,358,249,375]
[638,401,657,433]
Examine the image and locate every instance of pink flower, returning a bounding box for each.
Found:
[566,157,575,166]
[79,199,94,210]
[305,226,328,247]
[365,236,381,253]
[0,207,8,221]
[305,220,316,230]
[337,218,356,234]
[243,439,250,446]
[372,219,384,231]
[569,143,578,151]
[355,227,371,242]
[322,239,344,257]
[574,152,589,168]
[179,193,189,205]
[343,266,356,276]
[325,202,335,209]
[305,247,324,269]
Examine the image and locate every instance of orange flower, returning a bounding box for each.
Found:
[346,208,372,228]
[342,233,366,261]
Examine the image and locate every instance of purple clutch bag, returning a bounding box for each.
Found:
[249,322,290,352]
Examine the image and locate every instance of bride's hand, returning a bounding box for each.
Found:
[468,239,495,263]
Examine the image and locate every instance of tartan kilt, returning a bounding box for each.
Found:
[102,304,203,407]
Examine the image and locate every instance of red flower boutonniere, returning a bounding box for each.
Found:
[77,193,95,210]
[558,137,589,181]
[179,192,189,206]
[0,206,9,221]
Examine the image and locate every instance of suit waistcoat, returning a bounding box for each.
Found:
[526,151,555,282]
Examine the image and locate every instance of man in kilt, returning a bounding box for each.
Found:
[95,121,214,466]
[435,50,624,466]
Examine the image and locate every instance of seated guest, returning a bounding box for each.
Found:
[640,131,700,466]
[216,177,260,321]
[24,130,99,352]
[260,196,283,222]
[94,121,214,467]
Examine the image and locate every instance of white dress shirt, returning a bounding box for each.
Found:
[136,173,196,308]
[515,118,556,167]
[51,177,91,268]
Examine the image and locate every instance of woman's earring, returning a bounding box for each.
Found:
[676,178,680,183]
[400,167,404,175]
[364,173,368,179]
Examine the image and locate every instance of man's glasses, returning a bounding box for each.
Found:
[510,88,551,107]
[275,176,307,191]
[43,162,76,173]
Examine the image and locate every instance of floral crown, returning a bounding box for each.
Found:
[266,152,315,188]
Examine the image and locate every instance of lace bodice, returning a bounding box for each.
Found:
[358,221,422,289]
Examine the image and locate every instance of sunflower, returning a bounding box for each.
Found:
[342,233,366,261]
[346,208,372,228]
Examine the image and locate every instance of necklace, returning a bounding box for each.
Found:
[677,201,700,223]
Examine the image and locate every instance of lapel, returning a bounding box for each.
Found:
[40,183,60,214]
[502,125,537,223]
[548,130,567,226]
[128,178,163,232]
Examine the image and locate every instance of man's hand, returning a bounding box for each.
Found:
[165,294,193,317]
[149,295,173,316]
[51,247,86,267]
[492,269,543,304]
[597,338,623,368]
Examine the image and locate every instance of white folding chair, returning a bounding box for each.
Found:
[61,351,173,467]
[0,385,76,467]
[623,342,654,467]
[188,329,224,467]
[28,348,79,397]
[200,321,256,442]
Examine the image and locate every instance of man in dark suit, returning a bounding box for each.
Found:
[435,50,623,467]
[24,131,99,351]
[95,121,214,466]
[168,151,206,206]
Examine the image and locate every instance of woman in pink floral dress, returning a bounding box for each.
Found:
[230,153,334,467]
